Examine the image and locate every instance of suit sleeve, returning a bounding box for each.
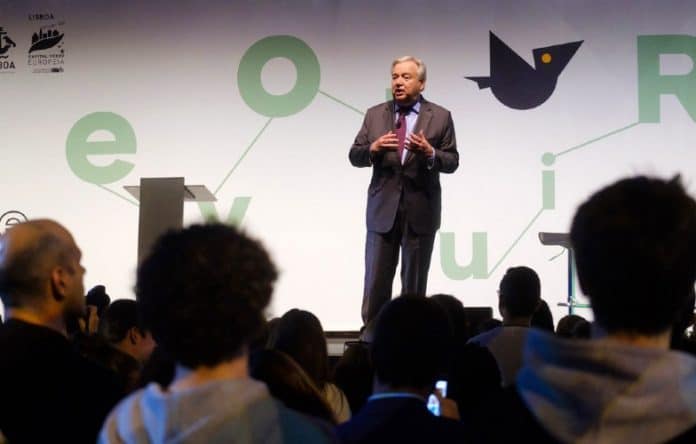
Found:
[430,111,458,174]
[349,113,379,168]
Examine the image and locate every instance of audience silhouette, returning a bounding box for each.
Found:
[1,174,694,444]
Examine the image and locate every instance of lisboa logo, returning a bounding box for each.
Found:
[0,26,17,70]
[28,19,66,74]
[29,26,64,53]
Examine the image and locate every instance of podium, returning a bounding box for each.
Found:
[125,178,216,263]
[538,232,590,315]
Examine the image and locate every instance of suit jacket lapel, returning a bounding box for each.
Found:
[383,101,395,131]
[406,99,432,165]
[382,101,401,167]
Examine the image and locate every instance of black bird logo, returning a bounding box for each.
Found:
[467,32,583,110]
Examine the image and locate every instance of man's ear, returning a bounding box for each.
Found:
[49,266,67,302]
[128,326,139,345]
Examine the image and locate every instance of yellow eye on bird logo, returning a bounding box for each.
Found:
[467,32,582,110]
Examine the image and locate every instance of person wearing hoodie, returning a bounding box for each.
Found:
[99,224,336,443]
[473,175,696,443]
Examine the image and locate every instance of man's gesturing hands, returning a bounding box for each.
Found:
[407,130,434,157]
[370,130,433,157]
[370,131,399,153]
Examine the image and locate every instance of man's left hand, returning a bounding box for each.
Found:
[406,130,434,157]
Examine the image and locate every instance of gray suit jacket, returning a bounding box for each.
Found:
[349,98,458,234]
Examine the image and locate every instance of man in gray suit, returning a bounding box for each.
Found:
[350,56,459,324]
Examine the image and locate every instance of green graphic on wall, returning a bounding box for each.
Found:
[238,35,321,117]
[62,33,696,289]
[638,35,696,123]
[66,112,137,185]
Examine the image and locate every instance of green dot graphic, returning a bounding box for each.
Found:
[541,152,556,166]
[238,35,320,117]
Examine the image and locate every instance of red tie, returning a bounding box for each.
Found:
[396,108,408,161]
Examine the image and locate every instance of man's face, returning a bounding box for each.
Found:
[392,61,425,105]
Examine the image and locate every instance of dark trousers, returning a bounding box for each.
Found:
[361,205,436,324]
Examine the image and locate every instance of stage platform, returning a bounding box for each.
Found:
[326,331,361,357]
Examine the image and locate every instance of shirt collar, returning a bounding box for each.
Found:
[394,98,421,115]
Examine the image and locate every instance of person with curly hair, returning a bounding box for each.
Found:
[100,224,335,443]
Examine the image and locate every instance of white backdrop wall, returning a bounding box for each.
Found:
[1,1,695,329]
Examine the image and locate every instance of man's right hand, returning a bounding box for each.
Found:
[370,131,399,153]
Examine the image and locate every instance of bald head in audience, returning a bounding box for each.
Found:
[0,220,125,444]
[0,219,86,335]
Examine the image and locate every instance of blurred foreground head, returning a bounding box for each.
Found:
[136,223,278,368]
[370,296,452,391]
[570,175,696,335]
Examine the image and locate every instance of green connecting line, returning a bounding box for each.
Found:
[214,117,274,196]
[97,184,139,207]
[488,207,545,278]
[319,90,365,116]
[554,121,641,158]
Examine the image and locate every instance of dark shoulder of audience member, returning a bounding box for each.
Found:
[333,340,373,414]
[556,314,590,339]
[249,317,274,353]
[429,294,502,418]
[572,318,592,339]
[671,287,696,356]
[90,339,140,392]
[531,299,554,333]
[477,318,502,334]
[449,341,501,420]
[268,309,330,391]
[431,293,470,345]
[250,348,336,424]
[136,345,176,389]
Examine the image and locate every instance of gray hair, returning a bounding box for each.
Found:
[392,56,427,81]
